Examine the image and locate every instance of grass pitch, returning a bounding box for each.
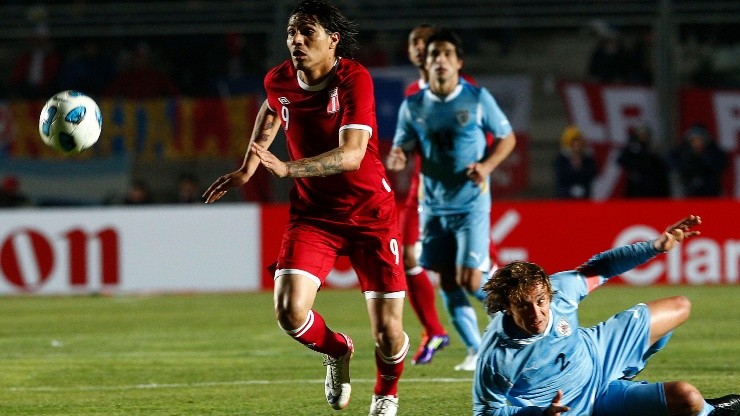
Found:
[1,285,737,415]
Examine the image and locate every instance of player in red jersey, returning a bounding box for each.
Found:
[203,2,407,415]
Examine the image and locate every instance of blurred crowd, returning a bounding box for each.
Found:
[1,25,271,100]
[554,123,729,200]
[2,18,737,102]
[0,18,736,208]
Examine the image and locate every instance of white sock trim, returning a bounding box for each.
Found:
[364,290,406,299]
[405,266,424,276]
[376,332,409,365]
[282,310,314,338]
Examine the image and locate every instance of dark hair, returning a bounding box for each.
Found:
[291,0,359,58]
[482,261,555,315]
[425,27,464,58]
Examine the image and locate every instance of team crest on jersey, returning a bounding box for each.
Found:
[555,318,572,337]
[455,110,470,126]
[278,97,290,105]
[327,87,340,114]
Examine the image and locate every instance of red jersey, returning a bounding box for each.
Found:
[264,58,395,224]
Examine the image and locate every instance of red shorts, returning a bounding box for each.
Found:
[275,215,406,294]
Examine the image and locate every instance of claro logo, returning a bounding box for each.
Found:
[615,225,740,285]
[0,227,120,292]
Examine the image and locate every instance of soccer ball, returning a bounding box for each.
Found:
[38,90,102,153]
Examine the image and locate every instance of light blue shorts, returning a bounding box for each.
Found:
[418,210,490,271]
[593,380,668,416]
[583,303,670,416]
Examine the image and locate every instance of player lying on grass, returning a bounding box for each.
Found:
[473,214,740,416]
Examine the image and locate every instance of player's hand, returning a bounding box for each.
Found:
[543,390,570,416]
[251,142,288,178]
[466,162,492,185]
[654,215,701,253]
[385,147,407,172]
[202,171,249,204]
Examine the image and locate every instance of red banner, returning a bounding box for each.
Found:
[259,199,739,289]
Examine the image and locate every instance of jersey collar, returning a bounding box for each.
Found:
[297,58,339,91]
[425,82,463,103]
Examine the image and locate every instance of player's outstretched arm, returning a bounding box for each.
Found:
[653,214,701,253]
[203,100,280,203]
[543,390,570,416]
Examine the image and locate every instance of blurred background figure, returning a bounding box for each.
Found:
[553,125,598,199]
[617,124,670,198]
[57,39,116,96]
[669,125,728,197]
[0,176,31,208]
[123,179,154,204]
[103,41,180,99]
[174,173,201,203]
[9,23,60,100]
[587,21,629,83]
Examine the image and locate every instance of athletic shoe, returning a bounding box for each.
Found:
[369,394,399,416]
[707,394,740,416]
[454,352,479,371]
[411,334,450,365]
[323,334,354,410]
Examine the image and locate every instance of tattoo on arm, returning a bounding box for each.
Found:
[286,149,346,177]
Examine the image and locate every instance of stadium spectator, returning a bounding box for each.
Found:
[473,214,740,416]
[202,1,408,415]
[617,124,671,198]
[387,28,516,373]
[384,23,451,368]
[9,23,61,99]
[211,32,265,97]
[103,41,180,99]
[174,173,202,203]
[669,125,728,197]
[0,176,31,207]
[553,125,598,199]
[123,179,154,204]
[587,22,629,83]
[57,39,116,96]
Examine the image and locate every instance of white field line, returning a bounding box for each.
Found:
[6,378,471,393]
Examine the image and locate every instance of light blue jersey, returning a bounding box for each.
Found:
[393,78,513,216]
[473,242,664,416]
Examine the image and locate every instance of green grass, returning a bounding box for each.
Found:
[0,285,737,415]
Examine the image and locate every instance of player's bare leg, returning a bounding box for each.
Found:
[366,295,407,416]
[274,274,354,410]
[646,296,691,346]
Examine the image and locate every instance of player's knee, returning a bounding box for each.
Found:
[671,295,692,320]
[665,381,705,415]
[458,268,482,292]
[372,322,404,350]
[274,299,310,331]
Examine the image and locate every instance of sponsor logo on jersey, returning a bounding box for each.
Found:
[278,97,290,105]
[327,88,340,114]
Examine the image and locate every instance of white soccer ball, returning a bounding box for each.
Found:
[38,90,102,154]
